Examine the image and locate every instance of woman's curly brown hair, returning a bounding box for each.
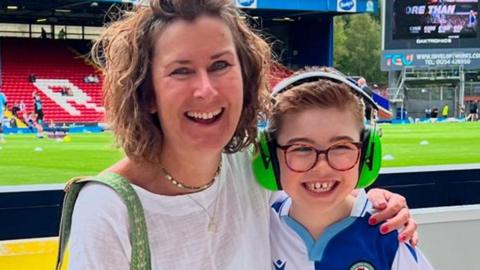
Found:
[92,0,272,163]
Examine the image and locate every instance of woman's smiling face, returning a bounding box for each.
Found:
[150,16,244,153]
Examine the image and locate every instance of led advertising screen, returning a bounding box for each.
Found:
[393,0,478,41]
[384,0,479,49]
[382,0,480,70]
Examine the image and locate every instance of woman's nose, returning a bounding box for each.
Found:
[193,70,218,99]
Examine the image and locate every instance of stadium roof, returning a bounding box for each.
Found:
[0,0,376,27]
[0,0,135,26]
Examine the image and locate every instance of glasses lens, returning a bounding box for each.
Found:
[327,143,360,170]
[285,145,317,172]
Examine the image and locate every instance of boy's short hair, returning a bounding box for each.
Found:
[269,78,365,139]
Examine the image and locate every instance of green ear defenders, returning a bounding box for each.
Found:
[252,71,382,191]
[252,130,281,191]
[358,125,382,188]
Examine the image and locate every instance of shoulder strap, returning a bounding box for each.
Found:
[56,173,152,270]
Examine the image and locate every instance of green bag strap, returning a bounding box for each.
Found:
[56,172,152,270]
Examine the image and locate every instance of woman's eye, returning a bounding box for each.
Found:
[170,67,193,76]
[208,61,230,72]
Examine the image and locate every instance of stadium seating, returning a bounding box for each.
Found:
[0,38,104,123]
[0,38,295,124]
[269,64,293,89]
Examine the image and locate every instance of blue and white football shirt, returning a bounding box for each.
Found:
[270,190,434,270]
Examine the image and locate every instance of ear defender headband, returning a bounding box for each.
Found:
[252,71,382,191]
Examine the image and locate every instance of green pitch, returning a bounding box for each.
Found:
[0,122,479,186]
[0,132,123,186]
[380,121,480,167]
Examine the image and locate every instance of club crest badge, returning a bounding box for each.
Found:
[350,261,375,270]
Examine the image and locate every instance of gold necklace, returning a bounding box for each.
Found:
[160,159,222,192]
[161,159,222,232]
[187,179,221,234]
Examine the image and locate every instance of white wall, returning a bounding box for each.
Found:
[412,204,480,270]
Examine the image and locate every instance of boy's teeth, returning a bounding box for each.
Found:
[306,181,335,193]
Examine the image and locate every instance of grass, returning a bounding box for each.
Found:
[380,122,480,167]
[0,122,479,186]
[0,132,123,186]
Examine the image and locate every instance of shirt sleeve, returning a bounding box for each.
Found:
[68,182,132,270]
[391,243,435,270]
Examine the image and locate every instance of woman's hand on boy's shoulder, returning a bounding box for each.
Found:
[366,188,419,247]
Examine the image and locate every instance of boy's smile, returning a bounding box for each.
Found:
[276,107,362,212]
[303,180,337,194]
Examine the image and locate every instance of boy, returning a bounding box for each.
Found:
[265,70,433,269]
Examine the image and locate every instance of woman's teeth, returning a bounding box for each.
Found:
[187,109,222,120]
[305,181,335,193]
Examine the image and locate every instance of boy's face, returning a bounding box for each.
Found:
[276,107,362,212]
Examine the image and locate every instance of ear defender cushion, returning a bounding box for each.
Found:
[252,131,282,191]
[357,126,382,189]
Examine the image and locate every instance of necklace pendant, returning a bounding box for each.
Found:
[208,220,217,233]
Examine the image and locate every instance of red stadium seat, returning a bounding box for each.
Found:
[1,38,104,123]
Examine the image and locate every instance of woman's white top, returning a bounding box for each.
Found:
[69,151,271,270]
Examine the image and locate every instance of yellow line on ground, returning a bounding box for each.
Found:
[0,237,68,270]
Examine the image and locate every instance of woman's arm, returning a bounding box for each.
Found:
[365,188,418,246]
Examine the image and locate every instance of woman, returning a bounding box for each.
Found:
[68,0,416,269]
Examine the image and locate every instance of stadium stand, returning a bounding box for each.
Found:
[0,37,295,125]
[269,64,293,89]
[0,38,104,123]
